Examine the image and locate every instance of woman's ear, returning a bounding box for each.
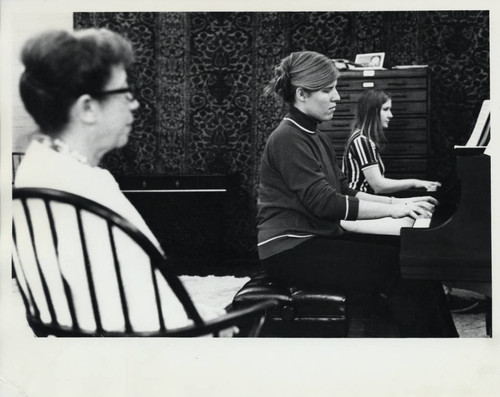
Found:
[72,94,99,124]
[295,87,308,103]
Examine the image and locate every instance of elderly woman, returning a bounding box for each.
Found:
[257,51,457,337]
[14,28,219,334]
[15,28,159,244]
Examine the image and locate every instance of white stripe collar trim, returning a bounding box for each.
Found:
[283,117,316,134]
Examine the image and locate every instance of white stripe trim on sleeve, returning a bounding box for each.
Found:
[344,196,349,219]
[258,233,314,247]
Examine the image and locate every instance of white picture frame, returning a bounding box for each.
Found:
[354,52,386,69]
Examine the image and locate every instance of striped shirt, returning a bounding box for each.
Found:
[342,130,385,194]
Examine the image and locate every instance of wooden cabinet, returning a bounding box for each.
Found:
[319,68,430,179]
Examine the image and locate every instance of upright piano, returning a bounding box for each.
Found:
[400,100,491,289]
[115,174,229,271]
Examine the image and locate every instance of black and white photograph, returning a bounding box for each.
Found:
[0,0,498,396]
[355,51,386,68]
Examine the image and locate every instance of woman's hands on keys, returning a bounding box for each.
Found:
[413,179,442,192]
[393,195,439,206]
[390,197,435,220]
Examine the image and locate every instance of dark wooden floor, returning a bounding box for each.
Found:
[180,262,489,338]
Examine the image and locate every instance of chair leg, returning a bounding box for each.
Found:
[485,297,492,337]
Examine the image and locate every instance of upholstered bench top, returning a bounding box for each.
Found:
[232,272,349,337]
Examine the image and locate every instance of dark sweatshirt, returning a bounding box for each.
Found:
[257,106,360,259]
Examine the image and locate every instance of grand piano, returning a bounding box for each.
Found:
[400,100,491,297]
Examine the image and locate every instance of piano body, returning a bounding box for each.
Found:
[400,151,491,282]
[400,100,492,288]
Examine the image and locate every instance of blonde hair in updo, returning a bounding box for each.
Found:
[264,51,339,104]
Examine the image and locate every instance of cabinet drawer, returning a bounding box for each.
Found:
[336,77,427,91]
[329,140,427,158]
[337,89,428,104]
[387,117,427,130]
[325,116,427,131]
[324,130,349,142]
[322,128,427,143]
[383,158,427,174]
[385,171,428,180]
[380,142,427,157]
[333,101,427,117]
[384,129,427,143]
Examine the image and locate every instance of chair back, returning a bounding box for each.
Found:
[12,152,25,181]
[13,187,273,337]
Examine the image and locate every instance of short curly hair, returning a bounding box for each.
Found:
[19,28,134,135]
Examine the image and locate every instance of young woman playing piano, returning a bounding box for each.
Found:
[342,89,441,194]
[257,51,458,337]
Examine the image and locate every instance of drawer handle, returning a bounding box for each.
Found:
[362,82,375,88]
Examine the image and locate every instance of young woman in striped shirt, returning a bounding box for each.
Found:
[342,89,441,194]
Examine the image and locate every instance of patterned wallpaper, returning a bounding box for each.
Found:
[74,11,490,263]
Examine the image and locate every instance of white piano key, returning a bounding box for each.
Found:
[412,217,431,228]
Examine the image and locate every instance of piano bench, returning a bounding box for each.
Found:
[231,272,349,337]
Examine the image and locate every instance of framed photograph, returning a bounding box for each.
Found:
[354,52,385,69]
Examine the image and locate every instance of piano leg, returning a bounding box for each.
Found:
[387,279,459,337]
[445,281,491,337]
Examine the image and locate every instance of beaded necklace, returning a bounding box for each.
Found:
[39,135,89,165]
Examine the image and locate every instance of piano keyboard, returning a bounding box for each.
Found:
[412,217,431,228]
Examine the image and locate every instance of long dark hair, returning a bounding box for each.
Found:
[264,51,339,105]
[351,89,391,146]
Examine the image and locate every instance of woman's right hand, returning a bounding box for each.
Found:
[394,195,439,206]
[390,201,434,220]
[413,179,442,191]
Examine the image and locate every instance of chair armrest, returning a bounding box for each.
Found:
[164,300,278,337]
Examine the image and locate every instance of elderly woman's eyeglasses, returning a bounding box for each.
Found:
[92,87,136,102]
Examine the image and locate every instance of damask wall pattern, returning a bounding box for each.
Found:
[74,12,159,174]
[420,11,490,178]
[74,11,489,263]
[156,13,189,174]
